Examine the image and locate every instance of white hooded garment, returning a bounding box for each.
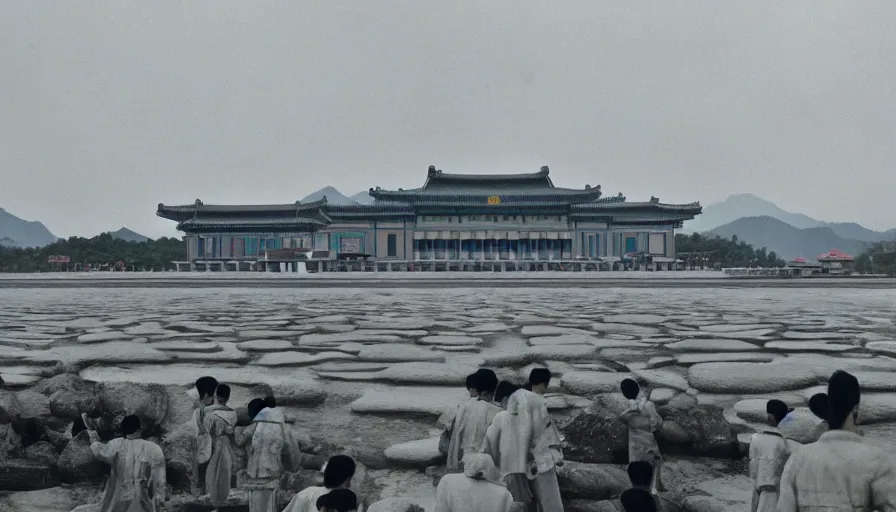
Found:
[776,429,896,511]
[480,391,534,477]
[236,408,287,512]
[748,429,790,512]
[203,404,238,507]
[447,398,501,473]
[434,453,515,512]
[90,437,167,512]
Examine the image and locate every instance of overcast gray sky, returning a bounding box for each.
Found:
[2,2,894,239]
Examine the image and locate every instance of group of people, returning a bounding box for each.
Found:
[79,375,359,512]
[76,367,896,512]
[434,368,664,512]
[748,369,896,512]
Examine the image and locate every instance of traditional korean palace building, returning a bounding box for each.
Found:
[156,166,702,271]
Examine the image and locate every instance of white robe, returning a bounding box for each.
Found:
[90,438,167,512]
[281,486,329,512]
[480,392,534,477]
[777,429,896,511]
[434,473,515,512]
[237,408,287,512]
[749,429,790,512]
[204,404,238,507]
[622,397,662,463]
[447,398,501,473]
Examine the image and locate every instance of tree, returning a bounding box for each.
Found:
[0,234,185,272]
[674,233,785,269]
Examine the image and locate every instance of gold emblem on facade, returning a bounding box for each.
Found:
[487,196,502,205]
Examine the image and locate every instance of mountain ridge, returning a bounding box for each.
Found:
[0,207,59,248]
[708,216,869,261]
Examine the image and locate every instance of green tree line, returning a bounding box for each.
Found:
[0,233,184,272]
[674,233,785,268]
[855,242,896,276]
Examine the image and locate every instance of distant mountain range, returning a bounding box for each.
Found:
[0,207,59,248]
[707,216,871,261]
[686,193,896,242]
[350,190,374,204]
[109,227,149,243]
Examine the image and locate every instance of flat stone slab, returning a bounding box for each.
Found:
[237,330,299,339]
[591,323,662,336]
[253,351,356,367]
[465,322,510,333]
[602,314,668,324]
[384,436,444,467]
[351,387,467,416]
[354,329,429,338]
[675,352,777,365]
[632,369,689,391]
[310,362,391,373]
[562,371,633,395]
[696,323,781,333]
[237,339,295,352]
[171,342,249,363]
[688,363,820,393]
[356,345,446,363]
[521,325,592,336]
[356,319,435,330]
[77,331,132,343]
[866,342,896,356]
[764,341,859,352]
[418,335,482,346]
[299,333,403,345]
[28,342,171,365]
[650,388,676,404]
[781,331,853,340]
[484,344,597,366]
[666,339,759,352]
[150,340,221,352]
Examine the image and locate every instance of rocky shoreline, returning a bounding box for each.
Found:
[1,287,894,511]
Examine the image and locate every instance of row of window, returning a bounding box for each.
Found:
[419,215,565,223]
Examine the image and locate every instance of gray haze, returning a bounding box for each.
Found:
[2,2,895,239]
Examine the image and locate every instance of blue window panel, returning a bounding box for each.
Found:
[197,238,205,257]
[625,236,637,254]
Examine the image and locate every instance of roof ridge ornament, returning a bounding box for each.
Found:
[650,196,659,203]
[540,166,550,175]
[427,165,438,177]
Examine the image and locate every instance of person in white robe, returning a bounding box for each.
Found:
[446,369,501,473]
[481,388,535,508]
[435,453,515,512]
[83,415,167,512]
[777,370,896,512]
[282,454,359,512]
[237,399,287,512]
[440,374,480,463]
[748,400,791,512]
[619,379,664,493]
[204,383,238,509]
[192,376,218,497]
[526,369,565,512]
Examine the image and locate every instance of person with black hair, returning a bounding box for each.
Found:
[316,488,359,512]
[528,368,552,396]
[619,378,664,493]
[192,376,218,496]
[283,454,358,512]
[620,487,657,512]
[86,415,167,511]
[445,368,502,473]
[204,383,238,509]
[466,373,479,398]
[777,370,896,511]
[493,381,521,407]
[624,461,661,511]
[748,400,792,512]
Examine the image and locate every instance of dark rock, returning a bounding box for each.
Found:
[0,458,60,490]
[565,500,623,512]
[12,390,51,419]
[657,405,740,459]
[31,373,96,397]
[23,440,59,467]
[49,388,101,421]
[159,422,195,491]
[657,393,698,415]
[99,382,169,437]
[0,391,19,423]
[556,462,629,500]
[281,468,323,492]
[57,430,106,483]
[562,399,629,463]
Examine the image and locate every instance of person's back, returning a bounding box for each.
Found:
[435,473,514,512]
[777,370,896,512]
[620,488,657,512]
[284,454,359,512]
[777,430,896,510]
[245,408,286,479]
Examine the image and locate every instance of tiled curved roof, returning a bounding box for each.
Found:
[157,199,331,223]
[176,215,328,231]
[326,204,415,219]
[369,189,603,205]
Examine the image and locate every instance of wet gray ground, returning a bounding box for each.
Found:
[1,286,895,511]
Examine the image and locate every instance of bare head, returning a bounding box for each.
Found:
[121,415,142,439]
[465,373,478,398]
[766,399,791,427]
[216,383,231,405]
[323,455,357,489]
[820,370,861,430]
[627,460,654,490]
[620,378,640,400]
[195,376,218,404]
[316,488,358,512]
[528,368,552,395]
[473,369,498,400]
